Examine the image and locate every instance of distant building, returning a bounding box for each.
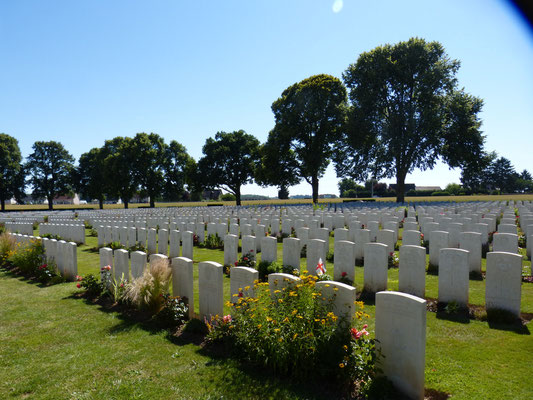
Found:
[203,189,222,200]
[415,186,442,191]
[389,183,416,192]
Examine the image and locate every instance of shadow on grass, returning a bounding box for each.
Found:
[486,309,531,335]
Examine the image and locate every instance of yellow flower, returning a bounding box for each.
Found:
[343,345,348,351]
[274,290,281,294]
[283,317,289,323]
[244,286,250,291]
[339,363,345,368]
[266,317,272,322]
[257,324,262,329]
[293,333,298,339]
[278,299,283,303]
[278,338,283,342]
[274,328,280,333]
[291,309,297,315]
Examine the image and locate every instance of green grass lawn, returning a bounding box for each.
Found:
[2,227,532,399]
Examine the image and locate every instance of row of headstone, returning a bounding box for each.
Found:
[39,223,86,244]
[8,234,78,281]
[5,222,34,235]
[95,226,194,258]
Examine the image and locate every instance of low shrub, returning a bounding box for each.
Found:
[77,273,103,297]
[388,252,399,268]
[206,273,379,390]
[9,239,45,275]
[202,234,223,250]
[154,294,189,328]
[0,233,16,266]
[257,260,283,281]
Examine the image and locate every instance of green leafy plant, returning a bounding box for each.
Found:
[128,243,147,253]
[76,273,103,297]
[0,233,16,266]
[388,252,399,268]
[154,294,189,328]
[110,273,128,304]
[202,234,223,250]
[107,241,125,250]
[208,273,378,387]
[35,261,61,283]
[8,239,45,275]
[257,260,283,281]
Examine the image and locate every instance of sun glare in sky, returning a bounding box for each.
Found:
[332,0,344,13]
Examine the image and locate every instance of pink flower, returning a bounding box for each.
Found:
[350,327,369,340]
[223,315,232,324]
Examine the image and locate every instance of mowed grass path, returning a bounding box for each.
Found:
[1,228,532,399]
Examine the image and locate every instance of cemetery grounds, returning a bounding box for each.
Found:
[0,203,532,399]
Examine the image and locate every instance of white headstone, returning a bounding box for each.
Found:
[398,245,426,298]
[198,261,224,320]
[130,251,147,279]
[333,240,355,282]
[282,237,301,271]
[486,252,522,317]
[375,291,426,400]
[438,248,469,306]
[171,256,195,318]
[230,266,258,303]
[363,242,388,293]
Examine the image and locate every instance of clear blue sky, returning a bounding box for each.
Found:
[1,0,532,197]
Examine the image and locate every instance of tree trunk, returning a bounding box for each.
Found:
[311,175,319,204]
[99,198,104,210]
[1,197,5,212]
[150,196,155,208]
[395,173,406,203]
[235,187,241,206]
[48,195,54,211]
[124,200,129,209]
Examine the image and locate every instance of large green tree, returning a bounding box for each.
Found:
[197,130,260,206]
[271,74,347,203]
[131,133,167,208]
[337,38,485,202]
[103,137,138,209]
[162,140,193,202]
[0,133,25,211]
[255,127,300,199]
[490,157,518,193]
[76,146,110,209]
[26,141,75,210]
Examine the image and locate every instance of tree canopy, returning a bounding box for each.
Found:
[336,38,485,202]
[0,133,25,211]
[76,147,110,209]
[26,141,75,210]
[163,140,193,202]
[103,136,138,209]
[271,74,347,203]
[255,127,300,199]
[131,132,167,208]
[197,130,260,206]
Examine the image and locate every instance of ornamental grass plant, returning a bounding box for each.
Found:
[123,257,172,314]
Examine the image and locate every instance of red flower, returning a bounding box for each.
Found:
[341,271,347,278]
[238,292,243,297]
[76,283,81,288]
[234,262,238,266]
